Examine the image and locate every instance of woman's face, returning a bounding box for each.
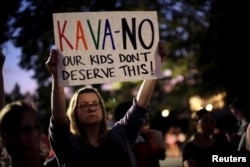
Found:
[76,92,103,125]
[196,113,215,135]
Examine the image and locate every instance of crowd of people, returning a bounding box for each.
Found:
[0,41,167,167]
[182,100,250,167]
[1,37,250,167]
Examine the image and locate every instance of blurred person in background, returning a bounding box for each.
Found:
[0,49,57,167]
[114,101,166,167]
[0,48,10,167]
[0,101,45,167]
[227,97,250,152]
[182,109,230,167]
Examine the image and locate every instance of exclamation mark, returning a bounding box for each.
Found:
[150,61,154,75]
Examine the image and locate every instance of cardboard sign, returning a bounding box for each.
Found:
[52,11,163,86]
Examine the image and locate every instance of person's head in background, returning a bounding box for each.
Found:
[192,108,216,137]
[0,101,42,166]
[229,97,250,122]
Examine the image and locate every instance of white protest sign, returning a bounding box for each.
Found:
[52,11,163,86]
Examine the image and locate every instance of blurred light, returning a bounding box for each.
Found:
[205,104,213,111]
[163,69,172,77]
[162,109,170,117]
[189,96,202,111]
[101,82,121,91]
[177,133,186,142]
[189,92,226,112]
[170,75,184,85]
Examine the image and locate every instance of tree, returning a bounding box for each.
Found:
[4,0,240,133]
[0,0,20,44]
[10,83,23,101]
[196,0,250,103]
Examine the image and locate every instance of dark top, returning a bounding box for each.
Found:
[182,141,227,167]
[49,98,148,167]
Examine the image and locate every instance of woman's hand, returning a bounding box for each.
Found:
[158,41,167,63]
[45,49,60,77]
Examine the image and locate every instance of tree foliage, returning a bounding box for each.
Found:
[196,0,249,102]
[1,0,249,132]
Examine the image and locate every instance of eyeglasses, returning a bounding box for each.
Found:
[4,125,38,137]
[77,103,101,111]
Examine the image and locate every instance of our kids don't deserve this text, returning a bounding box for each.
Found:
[53,11,163,86]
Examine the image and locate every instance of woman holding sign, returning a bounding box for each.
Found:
[45,41,166,167]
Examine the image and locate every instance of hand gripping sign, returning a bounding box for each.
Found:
[52,11,163,86]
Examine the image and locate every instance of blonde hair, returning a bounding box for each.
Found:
[67,87,108,143]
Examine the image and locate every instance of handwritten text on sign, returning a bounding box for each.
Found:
[52,11,163,86]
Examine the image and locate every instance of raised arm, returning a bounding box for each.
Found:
[45,49,67,125]
[136,41,167,108]
[0,49,6,109]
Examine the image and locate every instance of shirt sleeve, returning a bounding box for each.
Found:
[48,116,72,164]
[113,98,149,143]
